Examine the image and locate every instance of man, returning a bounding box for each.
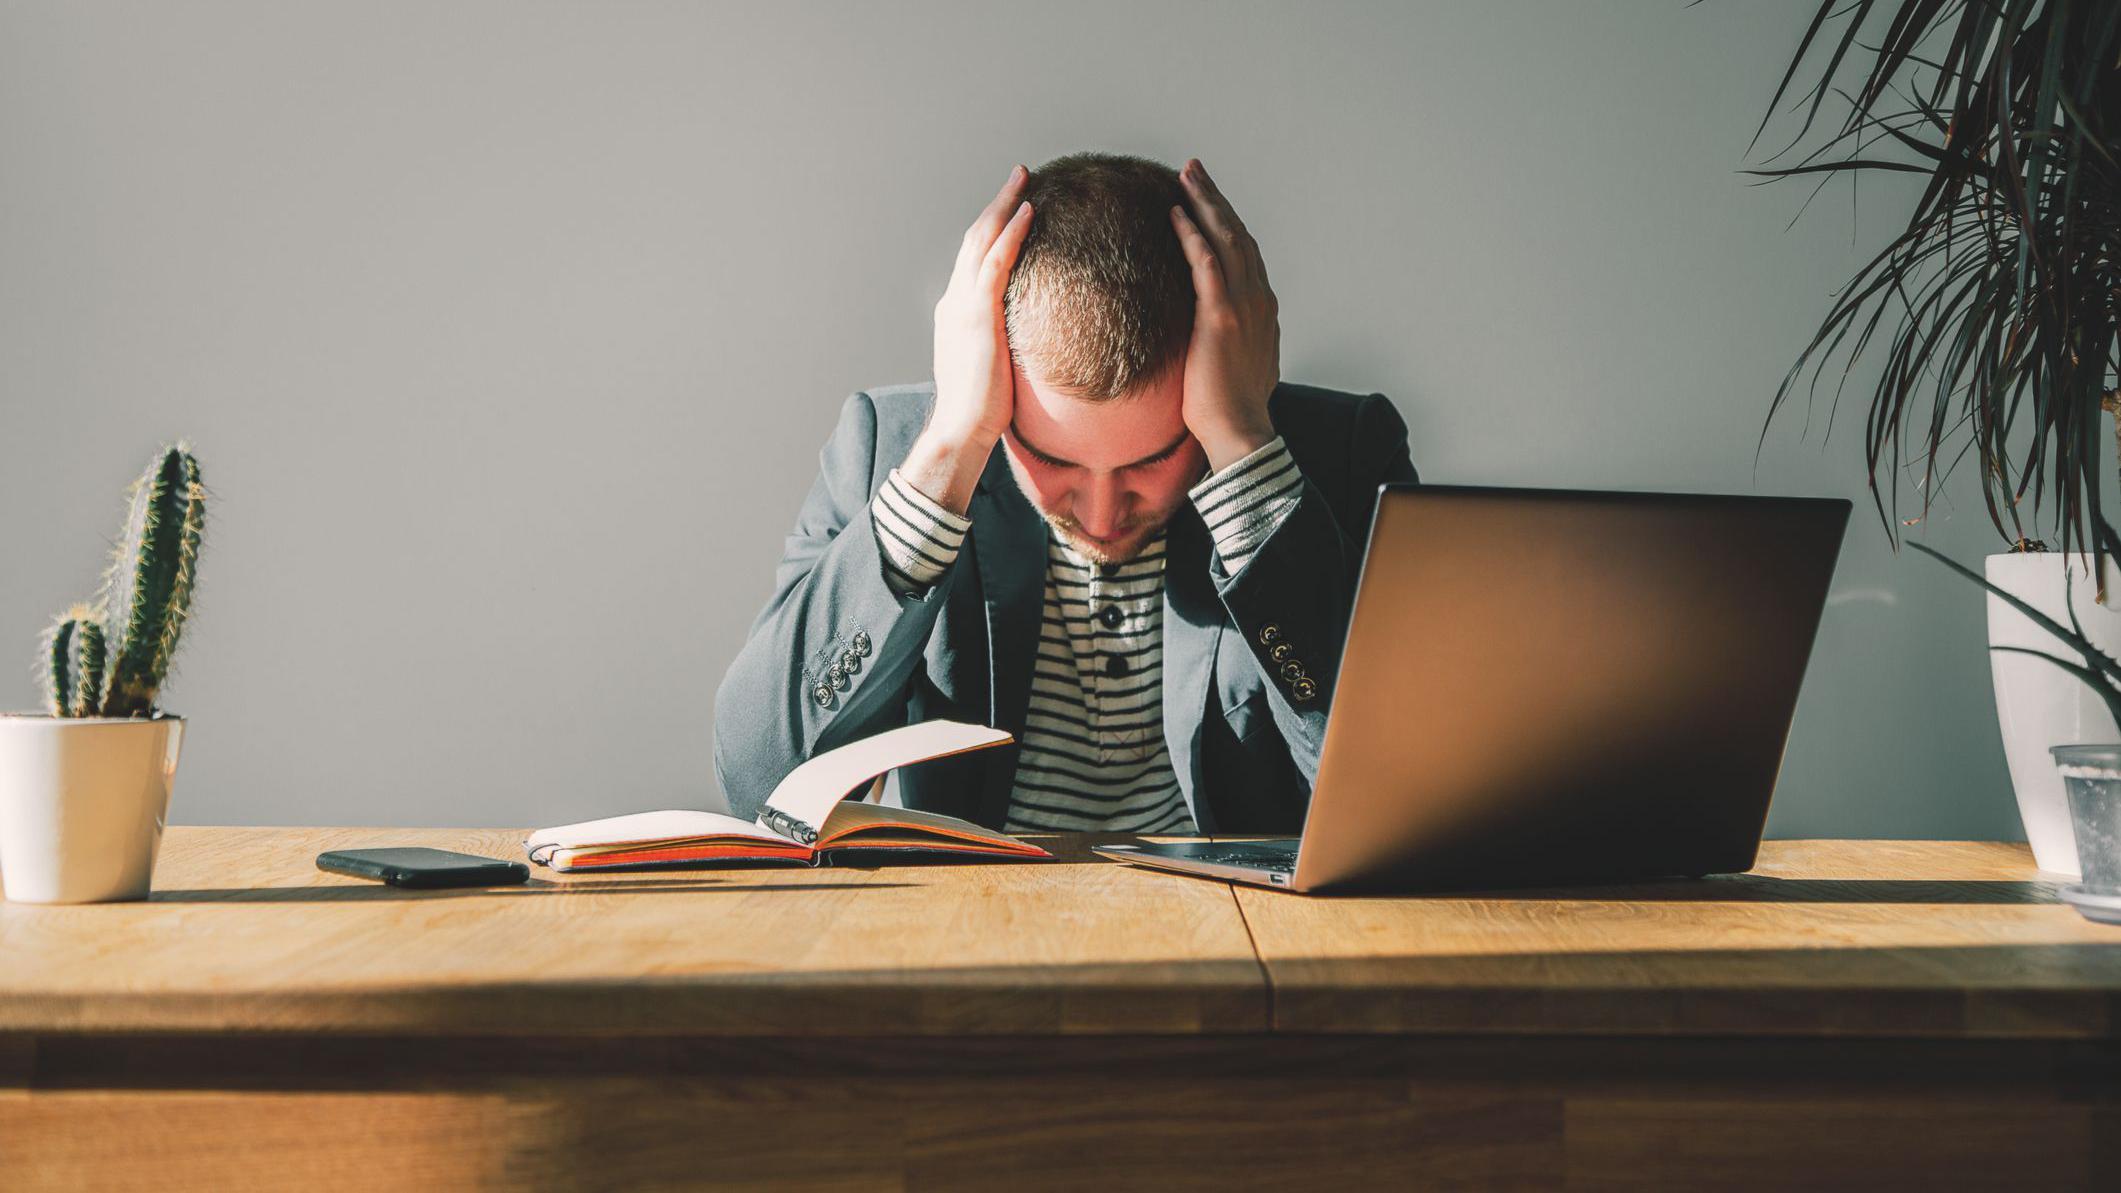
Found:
[714,153,1418,834]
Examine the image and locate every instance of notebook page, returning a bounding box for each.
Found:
[526,809,784,865]
[818,798,1049,853]
[760,721,1013,844]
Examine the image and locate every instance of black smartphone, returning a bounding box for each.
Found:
[316,847,529,889]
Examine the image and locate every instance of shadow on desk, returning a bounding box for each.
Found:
[1438,875,2068,905]
[137,831,1178,901]
[1050,833,2072,903]
[148,878,917,902]
[142,874,2066,905]
[146,844,2065,904]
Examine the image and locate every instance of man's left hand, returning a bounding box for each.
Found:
[1170,158,1281,472]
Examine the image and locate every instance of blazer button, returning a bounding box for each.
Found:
[1291,677,1318,702]
[1104,653,1129,678]
[828,664,850,690]
[840,649,861,675]
[1268,642,1293,663]
[812,683,835,708]
[1098,604,1123,629]
[1279,660,1306,682]
[1258,623,1282,646]
[851,629,872,656]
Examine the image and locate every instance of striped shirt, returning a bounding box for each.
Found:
[870,436,1306,832]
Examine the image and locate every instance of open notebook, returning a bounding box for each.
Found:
[526,721,1052,871]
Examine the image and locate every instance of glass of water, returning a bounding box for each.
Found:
[2049,745,2121,922]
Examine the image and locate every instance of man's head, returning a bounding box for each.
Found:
[999,152,1204,564]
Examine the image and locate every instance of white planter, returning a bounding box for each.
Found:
[0,714,185,903]
[1985,553,2121,877]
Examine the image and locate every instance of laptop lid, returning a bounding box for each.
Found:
[1291,485,1850,893]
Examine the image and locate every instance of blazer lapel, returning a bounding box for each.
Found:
[968,453,1046,826]
[1160,503,1224,831]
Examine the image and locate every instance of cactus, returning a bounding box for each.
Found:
[42,612,82,717]
[41,606,110,717]
[71,616,108,716]
[31,445,205,719]
[98,445,206,716]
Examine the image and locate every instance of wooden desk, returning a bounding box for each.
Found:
[3,829,2118,1190]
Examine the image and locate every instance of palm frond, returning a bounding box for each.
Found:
[1749,0,2121,566]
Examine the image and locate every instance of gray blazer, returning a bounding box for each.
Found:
[712,381,1419,834]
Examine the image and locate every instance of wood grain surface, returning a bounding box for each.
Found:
[6,831,2121,1189]
[1238,838,2121,1037]
[0,826,1264,1036]
[3,830,2119,1038]
[4,1034,2116,1191]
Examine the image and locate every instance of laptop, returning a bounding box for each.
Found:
[1093,484,1851,894]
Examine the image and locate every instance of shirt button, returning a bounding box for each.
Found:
[1099,562,1120,578]
[1098,604,1123,629]
[1104,653,1129,678]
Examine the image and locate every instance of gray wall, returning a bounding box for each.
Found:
[0,1,2027,838]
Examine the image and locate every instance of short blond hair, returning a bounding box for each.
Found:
[1003,153,1193,400]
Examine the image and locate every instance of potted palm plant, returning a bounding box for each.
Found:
[0,445,205,903]
[1749,1,2121,875]
[1911,544,2121,921]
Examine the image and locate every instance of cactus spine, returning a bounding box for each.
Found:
[33,444,205,719]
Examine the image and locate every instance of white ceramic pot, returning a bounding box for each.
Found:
[0,714,185,903]
[1985,553,2121,877]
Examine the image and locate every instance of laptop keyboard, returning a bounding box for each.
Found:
[1182,848,1296,873]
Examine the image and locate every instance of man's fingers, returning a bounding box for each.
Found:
[1178,163,1257,287]
[1190,159,1232,209]
[975,201,1035,298]
[1196,162,1255,249]
[1169,204,1227,306]
[1181,160,1249,240]
[955,164,1029,281]
[970,165,1028,242]
[1184,159,1271,286]
[955,164,1026,276]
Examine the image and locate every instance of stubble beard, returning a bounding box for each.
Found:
[1001,446,1175,565]
[1042,508,1179,564]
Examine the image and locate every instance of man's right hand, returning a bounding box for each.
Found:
[901,164,1035,515]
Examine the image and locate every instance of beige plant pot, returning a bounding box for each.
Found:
[0,714,185,903]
